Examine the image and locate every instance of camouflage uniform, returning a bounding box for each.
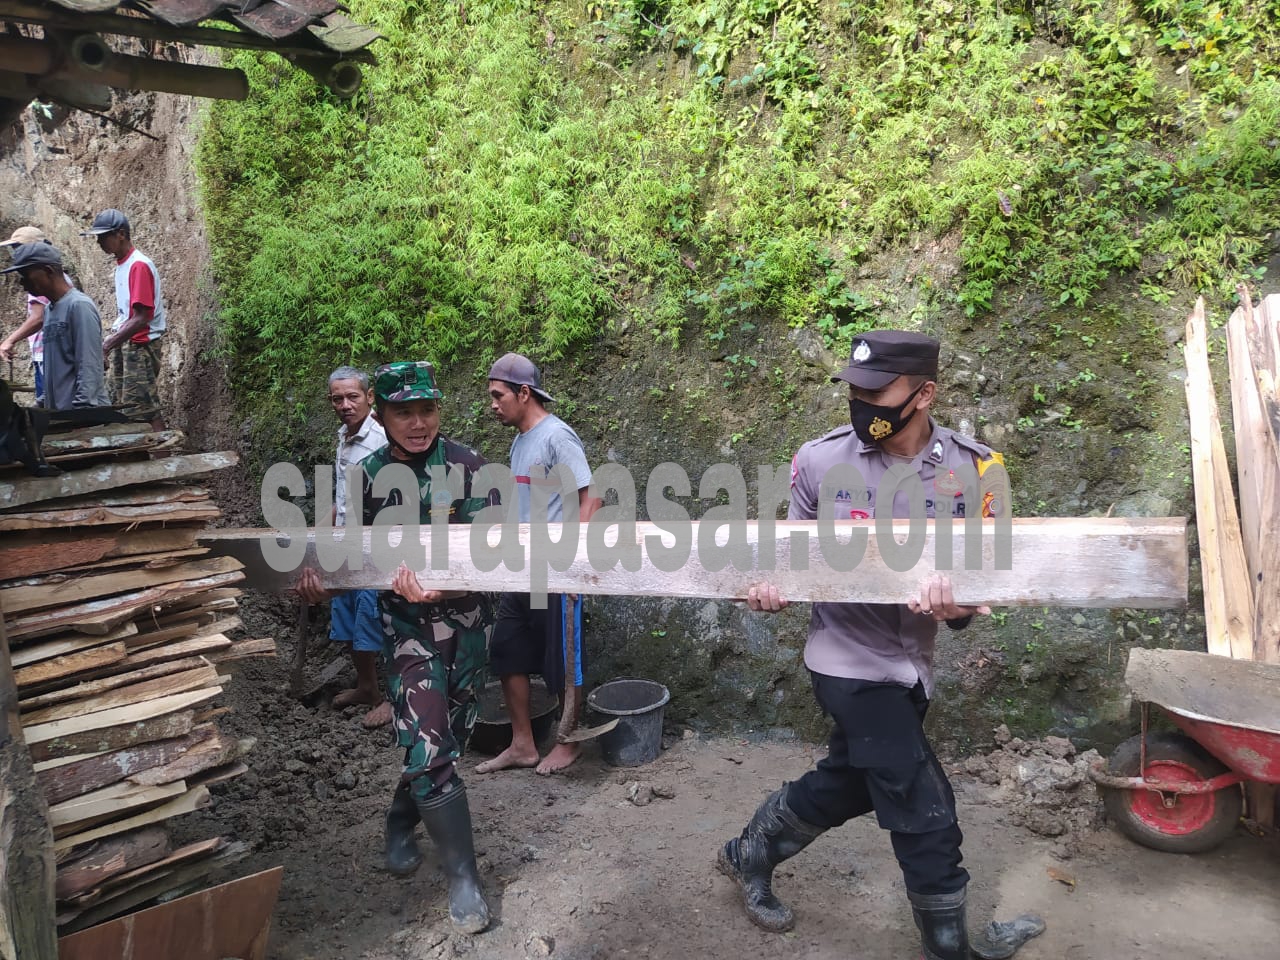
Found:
[120,340,162,421]
[361,438,498,802]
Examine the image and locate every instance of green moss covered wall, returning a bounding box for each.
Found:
[197,0,1280,748]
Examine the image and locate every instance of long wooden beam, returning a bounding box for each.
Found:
[203,517,1188,608]
[1184,298,1254,658]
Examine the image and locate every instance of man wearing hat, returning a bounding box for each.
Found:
[476,352,601,776]
[1,226,73,404]
[2,243,107,410]
[295,360,499,935]
[717,331,1040,959]
[82,209,167,430]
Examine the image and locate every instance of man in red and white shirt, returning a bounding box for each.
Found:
[83,209,167,430]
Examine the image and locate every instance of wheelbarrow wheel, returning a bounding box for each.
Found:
[1102,732,1242,854]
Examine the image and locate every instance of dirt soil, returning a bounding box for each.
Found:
[174,593,1280,960]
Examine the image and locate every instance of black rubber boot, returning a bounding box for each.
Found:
[716,783,826,932]
[909,886,1046,960]
[385,782,423,876]
[909,888,970,960]
[416,779,491,935]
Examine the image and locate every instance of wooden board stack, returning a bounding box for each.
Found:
[1184,290,1280,823]
[0,424,276,932]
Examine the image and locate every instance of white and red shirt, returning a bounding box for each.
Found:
[113,248,166,343]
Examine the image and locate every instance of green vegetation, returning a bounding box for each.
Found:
[198,0,1280,439]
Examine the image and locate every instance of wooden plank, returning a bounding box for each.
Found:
[18,657,210,711]
[54,844,260,941]
[24,688,223,747]
[0,502,221,532]
[144,590,240,623]
[62,837,225,908]
[58,547,209,576]
[1244,290,1280,666]
[22,665,221,726]
[0,451,238,511]
[189,761,249,788]
[1,557,243,615]
[200,516,1188,608]
[36,728,215,805]
[41,430,183,457]
[127,730,245,786]
[54,827,170,901]
[44,423,149,444]
[191,615,242,638]
[29,710,195,764]
[0,595,59,959]
[207,638,276,664]
[0,529,199,580]
[49,780,187,838]
[5,571,246,641]
[122,620,204,652]
[1184,297,1254,658]
[14,483,211,510]
[14,644,127,689]
[53,786,210,855]
[10,623,137,668]
[119,636,232,671]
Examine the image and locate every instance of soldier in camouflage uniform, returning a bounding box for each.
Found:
[296,360,498,935]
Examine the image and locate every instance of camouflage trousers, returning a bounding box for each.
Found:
[380,596,493,802]
[108,340,162,421]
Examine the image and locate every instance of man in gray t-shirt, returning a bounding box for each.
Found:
[3,243,107,410]
[476,353,600,777]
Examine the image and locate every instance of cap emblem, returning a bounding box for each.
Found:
[853,341,871,363]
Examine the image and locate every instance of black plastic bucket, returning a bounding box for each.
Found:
[586,678,670,767]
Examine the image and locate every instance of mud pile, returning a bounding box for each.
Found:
[954,726,1104,856]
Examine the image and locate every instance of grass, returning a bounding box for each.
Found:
[197,0,1280,463]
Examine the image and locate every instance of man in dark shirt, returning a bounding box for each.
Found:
[2,243,107,410]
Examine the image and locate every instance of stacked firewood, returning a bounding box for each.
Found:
[0,423,275,932]
[1183,289,1280,823]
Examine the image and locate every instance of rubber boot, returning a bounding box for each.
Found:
[416,779,491,935]
[909,886,1045,960]
[908,888,970,960]
[716,783,827,932]
[385,782,423,876]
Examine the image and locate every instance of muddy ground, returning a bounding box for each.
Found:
[170,593,1280,960]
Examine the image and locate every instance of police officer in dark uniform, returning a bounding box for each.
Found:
[717,330,1043,960]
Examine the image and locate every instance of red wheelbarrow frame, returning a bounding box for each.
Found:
[1087,703,1250,796]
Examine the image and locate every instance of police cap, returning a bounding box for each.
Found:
[832,329,939,390]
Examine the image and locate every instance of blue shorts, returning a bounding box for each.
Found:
[329,589,383,653]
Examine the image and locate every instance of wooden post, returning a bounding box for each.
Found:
[0,596,58,959]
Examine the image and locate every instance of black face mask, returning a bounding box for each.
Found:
[849,384,924,445]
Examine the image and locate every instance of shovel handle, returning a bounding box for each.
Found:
[556,595,578,743]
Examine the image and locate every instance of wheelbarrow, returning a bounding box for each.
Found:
[1088,648,1280,854]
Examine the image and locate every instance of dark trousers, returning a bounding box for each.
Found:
[786,673,969,896]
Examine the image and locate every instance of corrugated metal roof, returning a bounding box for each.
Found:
[33,0,379,53]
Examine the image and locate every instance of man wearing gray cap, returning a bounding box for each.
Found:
[82,209,167,430]
[3,243,107,410]
[1,226,55,404]
[717,330,1040,960]
[477,352,601,776]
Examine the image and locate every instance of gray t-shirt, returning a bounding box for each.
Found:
[42,289,108,410]
[509,413,592,522]
[788,419,1008,696]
